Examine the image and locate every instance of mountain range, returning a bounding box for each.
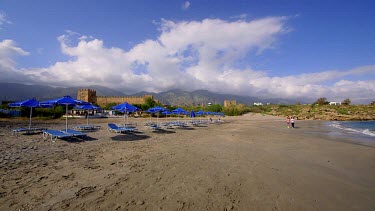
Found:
[0,83,300,105]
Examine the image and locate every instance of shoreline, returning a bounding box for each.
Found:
[0,114,374,210]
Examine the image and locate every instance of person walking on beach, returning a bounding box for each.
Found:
[291,116,295,128]
[286,116,291,128]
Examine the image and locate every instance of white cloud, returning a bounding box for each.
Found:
[0,40,29,69]
[182,1,191,10]
[0,17,374,103]
[0,39,31,83]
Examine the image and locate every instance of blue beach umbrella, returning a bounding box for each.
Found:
[172,108,187,115]
[195,110,205,116]
[162,110,172,123]
[111,102,140,126]
[146,106,167,125]
[190,110,196,118]
[146,106,166,113]
[195,110,206,122]
[40,96,87,132]
[162,110,171,115]
[75,104,101,110]
[75,104,102,126]
[172,108,187,123]
[9,98,47,129]
[111,102,139,113]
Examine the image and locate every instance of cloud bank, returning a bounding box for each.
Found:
[0,17,374,103]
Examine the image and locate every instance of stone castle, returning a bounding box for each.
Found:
[77,89,154,107]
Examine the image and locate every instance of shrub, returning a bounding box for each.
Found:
[342,98,351,106]
[314,97,329,105]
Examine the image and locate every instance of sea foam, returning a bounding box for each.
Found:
[330,121,375,138]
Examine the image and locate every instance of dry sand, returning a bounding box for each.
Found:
[0,114,374,210]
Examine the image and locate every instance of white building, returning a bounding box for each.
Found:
[329,102,341,105]
[253,102,263,106]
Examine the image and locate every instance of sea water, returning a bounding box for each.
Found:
[327,121,375,146]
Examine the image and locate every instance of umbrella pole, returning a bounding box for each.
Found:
[29,107,32,129]
[66,104,68,132]
[87,111,89,126]
[124,108,127,127]
[124,112,126,127]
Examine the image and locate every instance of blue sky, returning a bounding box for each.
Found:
[1,0,374,103]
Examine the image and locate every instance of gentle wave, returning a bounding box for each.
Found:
[330,122,375,137]
[363,129,375,137]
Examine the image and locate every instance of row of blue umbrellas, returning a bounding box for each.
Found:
[108,104,224,125]
[9,97,225,131]
[9,96,100,132]
[8,98,50,130]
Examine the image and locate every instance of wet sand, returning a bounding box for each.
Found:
[0,114,374,210]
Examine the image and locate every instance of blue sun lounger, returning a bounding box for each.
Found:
[108,123,138,133]
[62,129,88,139]
[43,130,72,142]
[149,124,162,130]
[13,127,47,136]
[73,124,101,131]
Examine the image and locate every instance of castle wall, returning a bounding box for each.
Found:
[96,96,148,107]
[77,89,154,107]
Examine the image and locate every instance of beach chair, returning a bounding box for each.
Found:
[43,130,72,142]
[161,122,173,129]
[62,129,88,139]
[12,127,46,136]
[118,124,139,132]
[73,124,101,131]
[108,123,136,133]
[149,124,162,130]
[170,121,187,128]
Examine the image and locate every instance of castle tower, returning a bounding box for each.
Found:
[77,89,97,104]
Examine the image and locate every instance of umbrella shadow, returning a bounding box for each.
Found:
[82,136,98,141]
[111,133,150,142]
[22,131,45,136]
[152,129,176,134]
[176,127,195,130]
[193,125,208,128]
[79,129,101,133]
[66,136,98,143]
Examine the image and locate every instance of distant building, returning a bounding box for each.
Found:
[224,100,237,107]
[329,102,341,105]
[253,102,263,106]
[77,89,156,107]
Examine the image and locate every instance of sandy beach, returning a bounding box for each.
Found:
[0,113,374,210]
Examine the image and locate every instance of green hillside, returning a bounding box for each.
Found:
[249,104,375,120]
